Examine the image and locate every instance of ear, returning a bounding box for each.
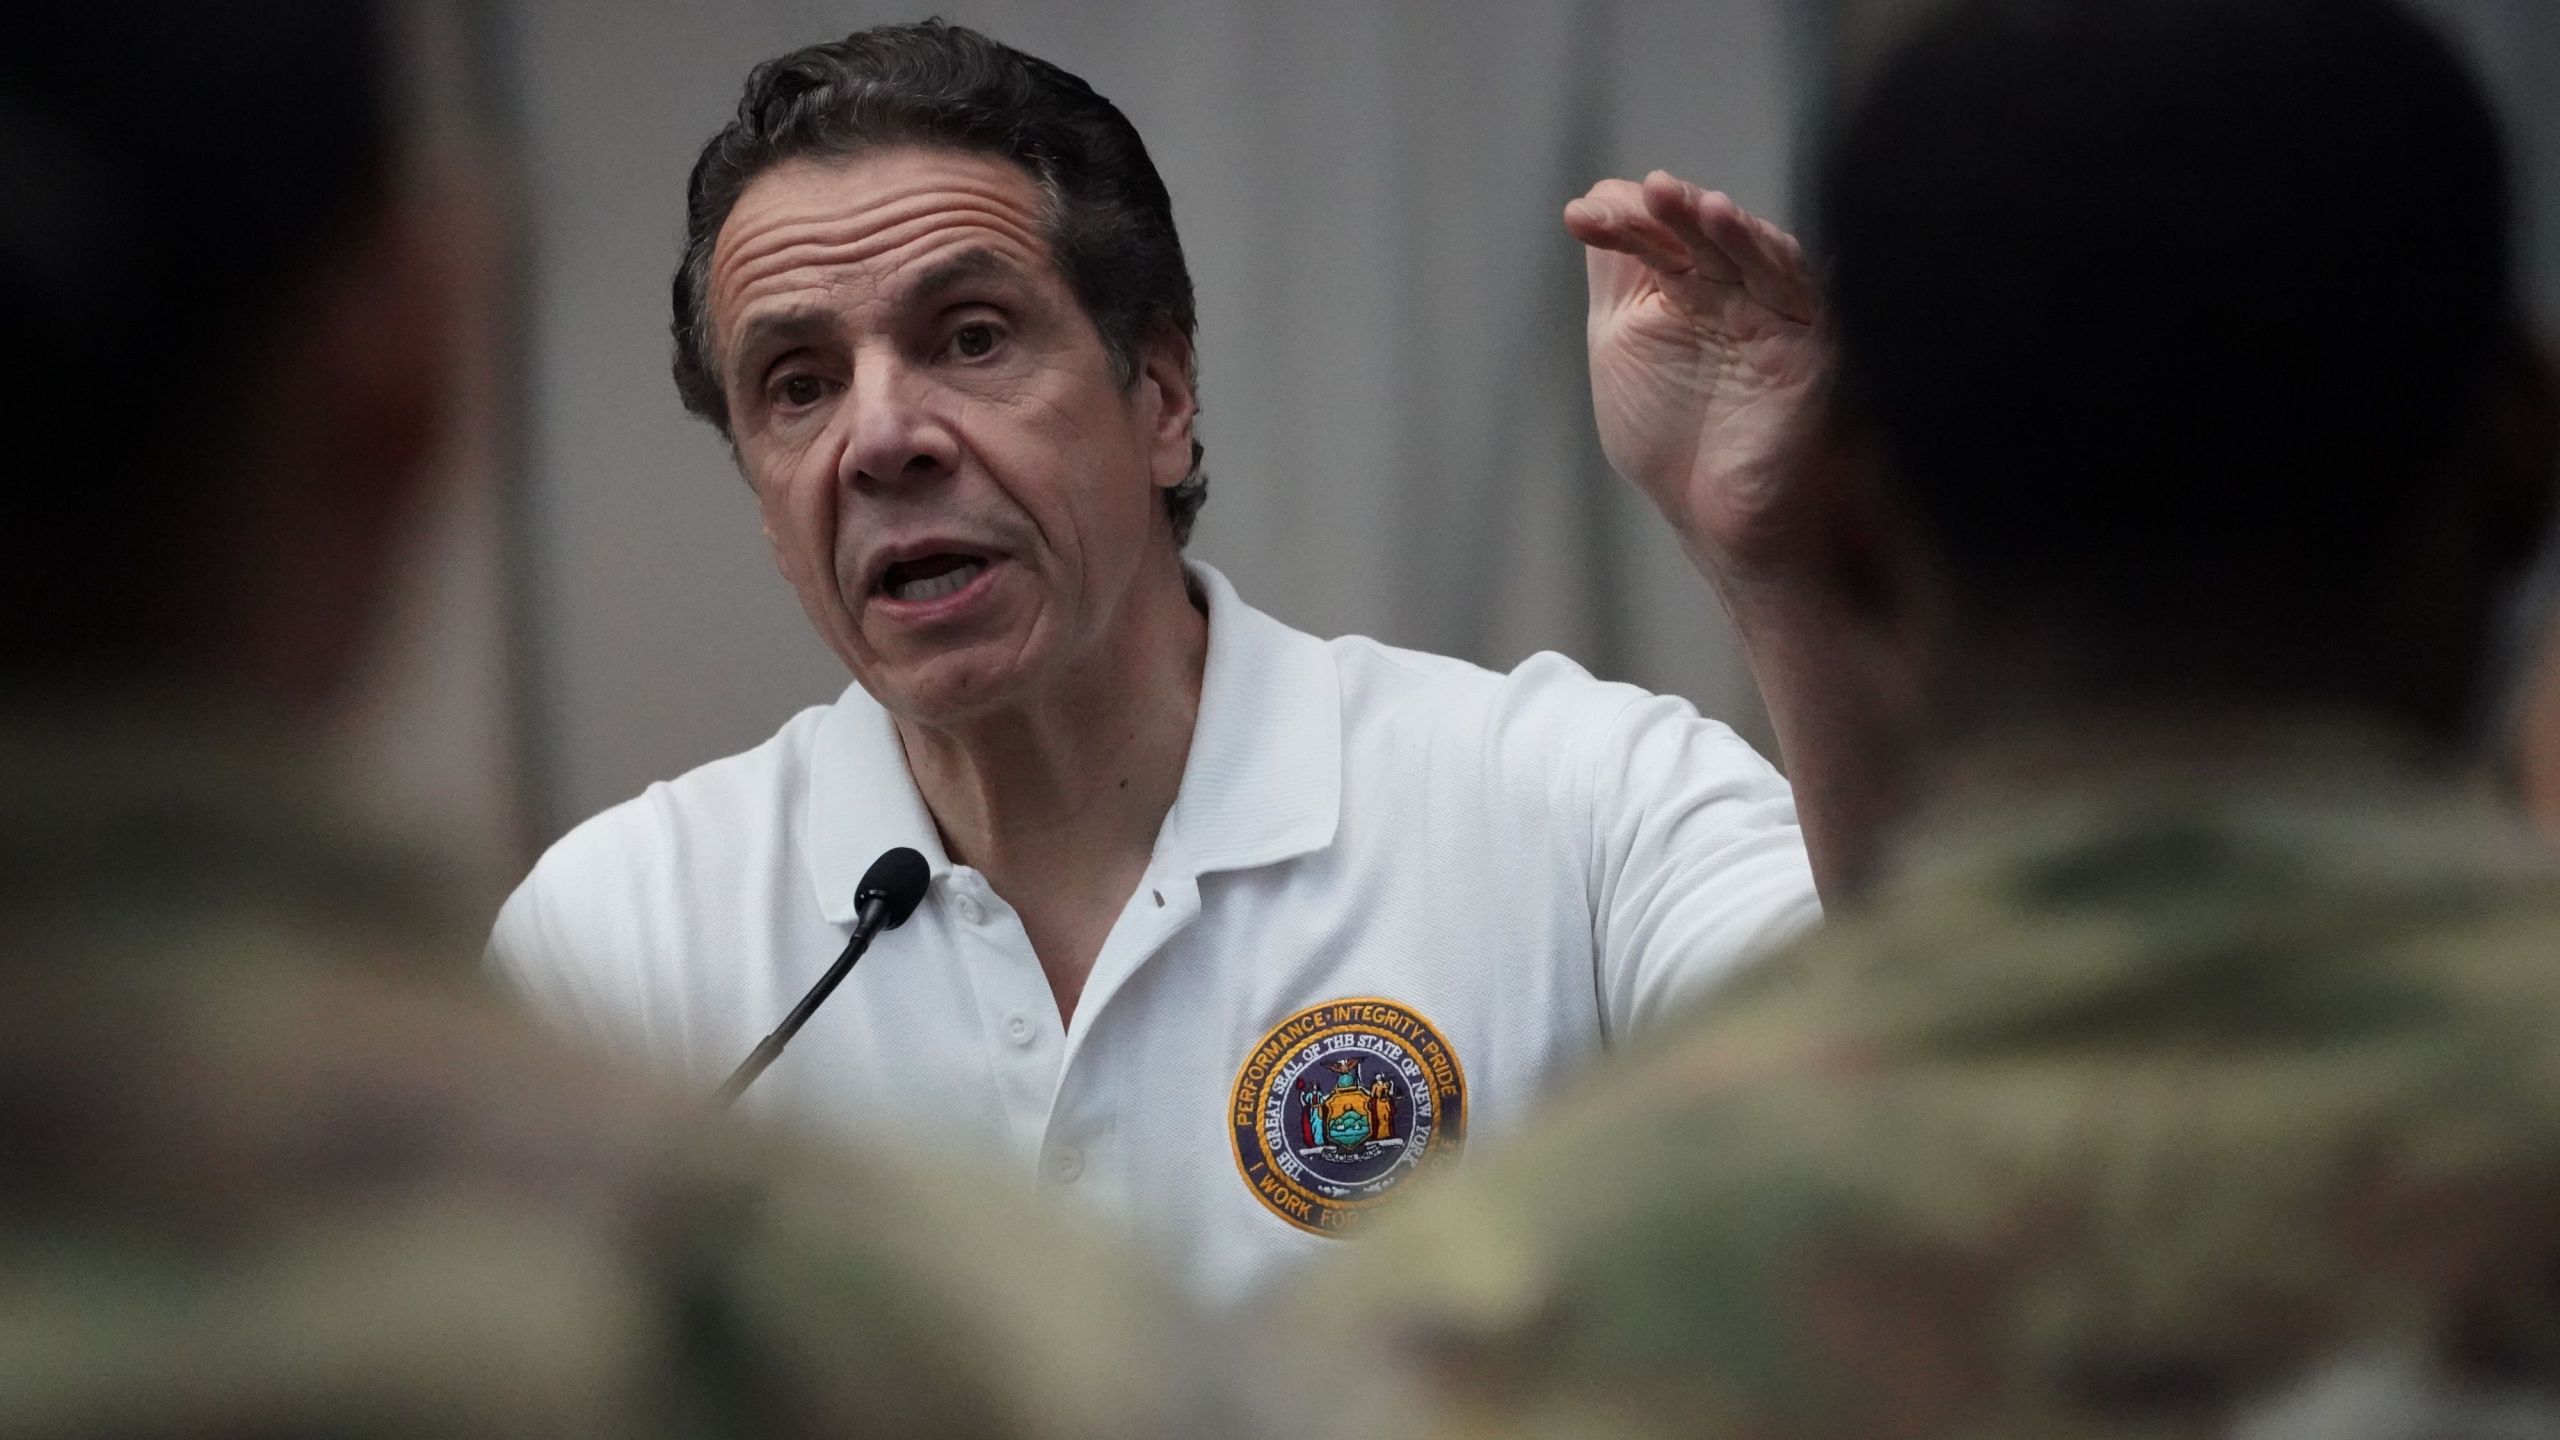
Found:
[226,185,481,706]
[1130,329,1200,493]
[1797,393,1967,750]
[1803,399,1935,636]
[311,203,467,514]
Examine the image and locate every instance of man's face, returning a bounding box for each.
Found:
[707,147,1195,726]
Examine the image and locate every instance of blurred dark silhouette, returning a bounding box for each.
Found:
[1327,3,2560,1436]
[1816,0,2547,730]
[0,8,426,702]
[0,7,1222,1436]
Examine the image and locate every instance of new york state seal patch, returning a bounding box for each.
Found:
[1229,997,1466,1235]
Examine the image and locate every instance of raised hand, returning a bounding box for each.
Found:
[1565,171,1826,580]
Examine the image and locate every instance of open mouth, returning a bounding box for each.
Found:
[877,553,990,603]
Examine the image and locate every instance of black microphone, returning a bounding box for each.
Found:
[713,846,930,1109]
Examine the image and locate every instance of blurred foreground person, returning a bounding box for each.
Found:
[0,8,1225,1436]
[1326,0,2560,1436]
[2521,622,2560,835]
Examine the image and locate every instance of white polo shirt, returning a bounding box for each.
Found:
[491,564,1817,1304]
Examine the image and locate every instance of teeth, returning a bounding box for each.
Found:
[889,560,986,602]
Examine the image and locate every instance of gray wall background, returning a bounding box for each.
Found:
[362,0,2560,900]
[2419,0,2560,314]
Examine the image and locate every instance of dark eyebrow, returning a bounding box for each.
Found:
[900,246,1024,309]
[728,306,836,378]
[727,248,1031,380]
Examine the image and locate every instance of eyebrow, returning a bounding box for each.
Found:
[899,245,1024,309]
[726,247,1031,380]
[728,306,838,379]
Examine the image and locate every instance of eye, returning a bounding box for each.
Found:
[772,373,831,410]
[947,321,1003,361]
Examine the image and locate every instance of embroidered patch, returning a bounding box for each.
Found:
[1229,997,1467,1235]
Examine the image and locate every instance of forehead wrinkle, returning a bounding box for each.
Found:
[713,210,1055,368]
[719,194,1049,291]
[712,163,1053,307]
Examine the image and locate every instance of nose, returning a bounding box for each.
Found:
[839,359,959,492]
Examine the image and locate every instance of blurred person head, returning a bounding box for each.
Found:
[0,4,473,717]
[669,21,1206,729]
[1810,0,2559,755]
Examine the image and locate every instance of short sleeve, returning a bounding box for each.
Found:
[1580,690,1822,1041]
[484,825,657,1062]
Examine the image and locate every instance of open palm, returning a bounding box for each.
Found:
[1567,172,1826,575]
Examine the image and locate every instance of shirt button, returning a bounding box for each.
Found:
[1049,1148,1084,1184]
[1004,1011,1033,1046]
[953,893,987,925]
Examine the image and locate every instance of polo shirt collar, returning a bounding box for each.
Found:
[802,561,1341,925]
[805,690,951,927]
[1166,561,1342,876]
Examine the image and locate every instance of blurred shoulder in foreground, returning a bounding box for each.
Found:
[1336,751,2560,1439]
[0,726,1213,1437]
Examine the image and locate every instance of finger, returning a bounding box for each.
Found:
[1727,207,1822,325]
[1651,176,1820,324]
[1695,198,1817,325]
[1567,176,1663,232]
[1565,198,1692,271]
[1564,182,1696,275]
[1638,172,1748,285]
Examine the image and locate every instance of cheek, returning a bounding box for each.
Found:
[962,375,1156,562]
[751,456,839,587]
[970,396,1091,518]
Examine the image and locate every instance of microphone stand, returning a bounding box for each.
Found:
[713,894,889,1109]
[712,845,928,1109]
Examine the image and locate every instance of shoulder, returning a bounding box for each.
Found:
[1207,564,1764,781]
[517,705,828,904]
[1315,636,1798,896]
[30,959,1219,1437]
[1331,795,2560,1439]
[1326,634,1624,716]
[489,703,834,986]
[1325,636,1739,770]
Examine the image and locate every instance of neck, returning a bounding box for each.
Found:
[1939,695,2458,790]
[1878,692,2473,883]
[895,560,1208,893]
[1905,586,2491,768]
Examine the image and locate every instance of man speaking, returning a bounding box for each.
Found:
[491,20,1825,1301]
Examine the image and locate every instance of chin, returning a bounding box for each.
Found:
[860,650,1042,729]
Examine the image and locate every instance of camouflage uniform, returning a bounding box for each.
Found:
[0,719,1229,1439]
[1319,728,2560,1440]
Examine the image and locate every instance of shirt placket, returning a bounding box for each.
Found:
[939,867,1063,1175]
[1034,870,1204,1218]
